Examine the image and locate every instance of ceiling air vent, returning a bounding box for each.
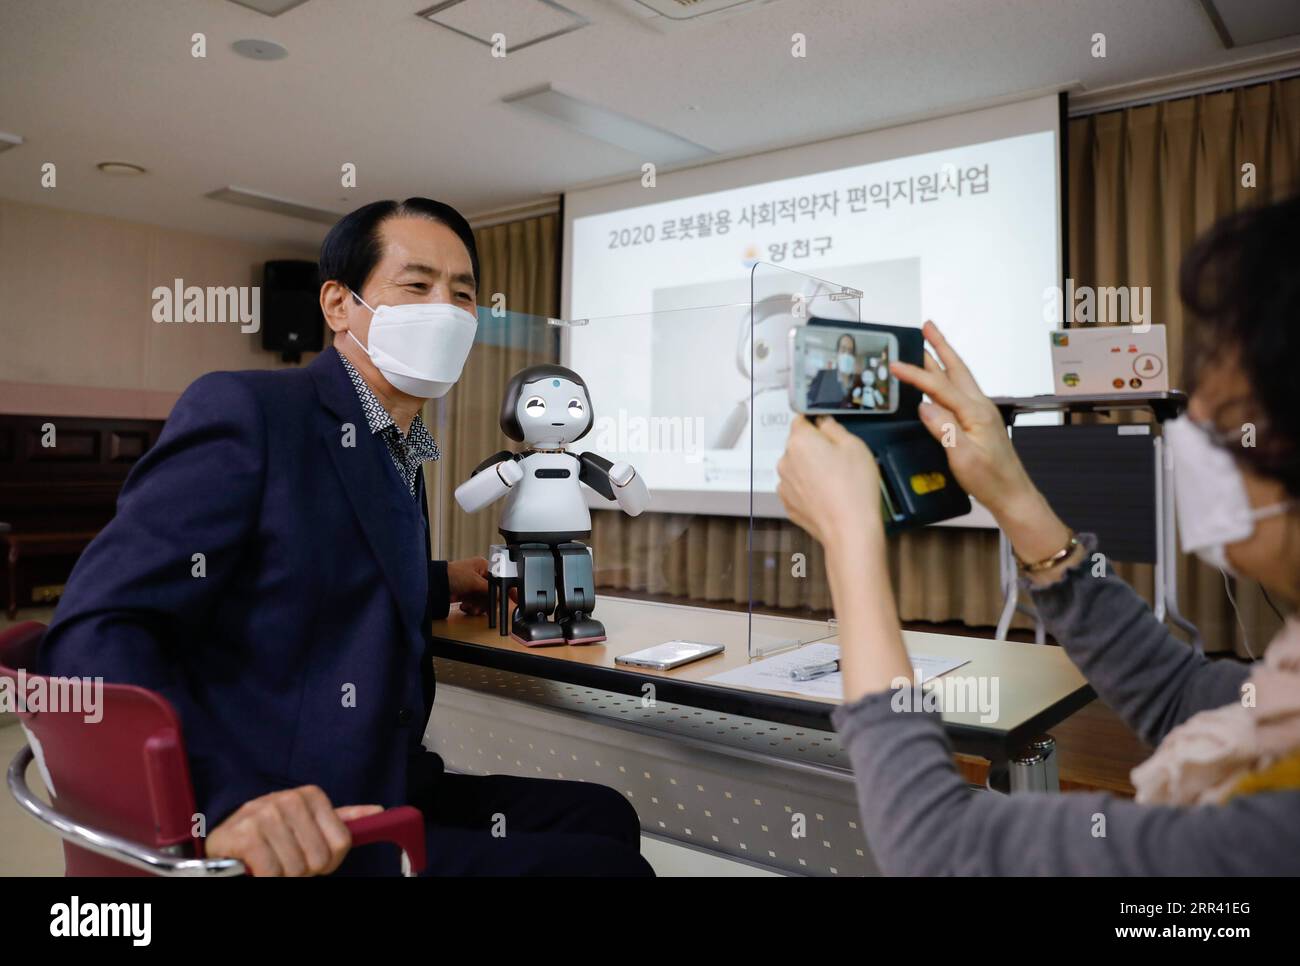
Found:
[620,0,783,26]
[1198,0,1300,48]
[417,0,588,52]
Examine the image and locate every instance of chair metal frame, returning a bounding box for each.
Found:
[2,621,426,877]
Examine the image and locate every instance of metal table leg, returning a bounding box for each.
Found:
[1007,735,1060,793]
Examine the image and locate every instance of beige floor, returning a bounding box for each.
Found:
[0,715,63,875]
[1,605,65,875]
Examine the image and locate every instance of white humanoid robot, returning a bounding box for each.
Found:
[454,364,650,646]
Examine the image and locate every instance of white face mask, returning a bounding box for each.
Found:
[347,292,478,399]
[837,352,856,375]
[1165,416,1292,574]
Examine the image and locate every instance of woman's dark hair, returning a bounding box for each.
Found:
[318,197,479,294]
[1181,193,1300,497]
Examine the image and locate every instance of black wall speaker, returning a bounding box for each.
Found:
[262,260,324,362]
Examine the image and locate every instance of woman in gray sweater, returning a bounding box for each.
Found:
[775,197,1300,875]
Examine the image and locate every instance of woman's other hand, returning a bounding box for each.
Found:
[776,414,885,553]
[776,410,909,699]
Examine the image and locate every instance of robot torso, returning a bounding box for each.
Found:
[499,450,592,538]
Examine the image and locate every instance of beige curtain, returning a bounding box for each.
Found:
[588,512,1008,625]
[432,77,1299,653]
[426,213,560,562]
[1068,77,1300,654]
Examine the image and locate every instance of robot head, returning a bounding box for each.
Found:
[499,364,594,447]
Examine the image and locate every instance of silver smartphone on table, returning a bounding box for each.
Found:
[615,641,725,670]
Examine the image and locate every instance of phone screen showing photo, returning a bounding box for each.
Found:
[791,326,900,415]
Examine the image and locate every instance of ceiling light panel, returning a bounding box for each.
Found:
[205,186,341,225]
[417,0,588,52]
[503,85,714,165]
[225,0,313,16]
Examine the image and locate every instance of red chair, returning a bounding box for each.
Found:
[1,621,425,876]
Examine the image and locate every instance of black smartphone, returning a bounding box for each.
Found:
[788,324,902,415]
[789,318,970,531]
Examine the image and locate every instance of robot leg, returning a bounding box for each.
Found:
[553,542,606,644]
[510,542,565,646]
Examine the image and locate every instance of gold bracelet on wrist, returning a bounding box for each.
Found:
[1015,531,1079,573]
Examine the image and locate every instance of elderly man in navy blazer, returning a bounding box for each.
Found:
[39,198,651,876]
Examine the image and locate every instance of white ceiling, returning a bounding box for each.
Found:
[1,0,1297,250]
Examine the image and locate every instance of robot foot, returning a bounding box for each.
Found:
[510,612,566,647]
[559,613,606,645]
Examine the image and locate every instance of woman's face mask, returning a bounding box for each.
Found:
[1166,415,1292,575]
[837,352,856,375]
[348,291,478,399]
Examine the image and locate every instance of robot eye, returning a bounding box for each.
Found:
[755,340,770,360]
[567,398,584,418]
[524,395,546,417]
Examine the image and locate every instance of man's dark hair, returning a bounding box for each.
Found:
[318,197,479,295]
[1180,192,1300,497]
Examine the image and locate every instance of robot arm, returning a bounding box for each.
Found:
[578,451,649,516]
[455,450,523,513]
[609,460,650,516]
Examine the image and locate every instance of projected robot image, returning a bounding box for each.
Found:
[712,275,864,450]
[454,364,650,646]
[710,293,800,451]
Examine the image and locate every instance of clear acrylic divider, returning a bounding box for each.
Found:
[429,306,558,565]
[748,261,863,659]
[429,301,756,655]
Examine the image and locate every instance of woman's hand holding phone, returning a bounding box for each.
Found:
[777,416,912,698]
[776,414,885,551]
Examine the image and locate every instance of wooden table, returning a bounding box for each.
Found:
[430,595,1093,763]
[428,595,1096,873]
